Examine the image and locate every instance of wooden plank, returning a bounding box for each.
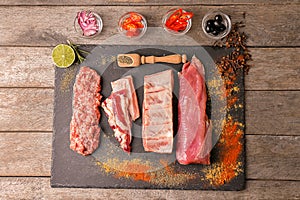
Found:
[245,48,300,90]
[0,47,54,88]
[246,91,300,136]
[0,5,299,47]
[0,0,298,6]
[1,47,299,90]
[1,89,298,135]
[0,88,53,132]
[0,178,299,199]
[246,135,300,180]
[0,132,51,176]
[0,132,299,181]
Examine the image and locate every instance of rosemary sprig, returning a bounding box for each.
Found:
[67,40,89,64]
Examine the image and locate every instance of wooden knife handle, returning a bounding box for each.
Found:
[141,54,187,64]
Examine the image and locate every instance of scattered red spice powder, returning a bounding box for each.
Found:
[227,96,238,108]
[97,158,196,187]
[203,61,244,186]
[115,162,152,181]
[203,116,243,186]
[98,159,153,182]
[219,117,243,175]
[203,22,250,184]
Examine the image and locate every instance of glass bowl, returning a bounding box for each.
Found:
[118,12,147,39]
[162,8,192,36]
[202,11,231,40]
[74,11,103,38]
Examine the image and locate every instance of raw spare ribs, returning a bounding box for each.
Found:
[176,56,212,165]
[102,75,139,153]
[70,66,102,156]
[142,70,174,153]
[111,76,140,121]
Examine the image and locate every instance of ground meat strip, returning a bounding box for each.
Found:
[70,66,102,156]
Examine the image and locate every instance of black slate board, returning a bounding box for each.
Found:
[51,45,245,190]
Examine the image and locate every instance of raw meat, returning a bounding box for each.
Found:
[111,76,140,120]
[70,66,102,156]
[142,70,174,153]
[102,76,139,153]
[102,90,132,153]
[176,56,212,165]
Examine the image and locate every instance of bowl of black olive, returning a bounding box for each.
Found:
[202,11,231,39]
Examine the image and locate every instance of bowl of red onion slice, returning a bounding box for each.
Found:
[74,11,103,38]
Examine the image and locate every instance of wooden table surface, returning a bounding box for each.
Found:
[0,1,299,199]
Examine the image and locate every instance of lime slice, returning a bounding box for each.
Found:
[52,44,76,68]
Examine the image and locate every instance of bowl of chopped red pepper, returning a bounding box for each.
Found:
[74,10,103,38]
[162,8,193,35]
[118,12,147,39]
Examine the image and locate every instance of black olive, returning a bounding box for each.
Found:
[215,14,223,22]
[206,19,215,26]
[205,25,214,33]
[217,24,226,32]
[214,20,222,27]
[212,30,219,36]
